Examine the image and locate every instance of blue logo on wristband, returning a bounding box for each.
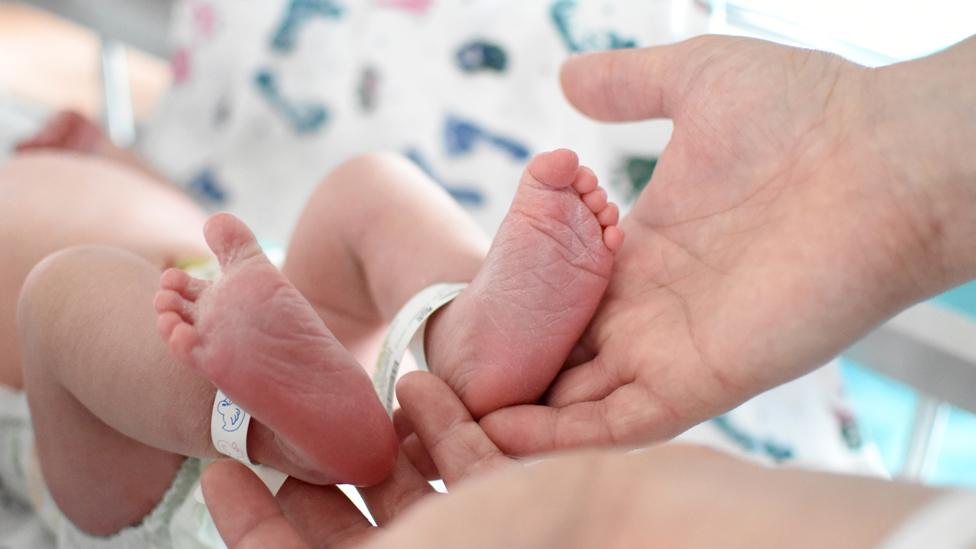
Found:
[217,399,246,432]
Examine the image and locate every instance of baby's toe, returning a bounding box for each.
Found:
[572,166,599,194]
[168,323,201,364]
[582,188,608,212]
[597,203,619,227]
[154,290,196,323]
[157,311,184,340]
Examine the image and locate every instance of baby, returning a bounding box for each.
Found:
[12,115,622,544]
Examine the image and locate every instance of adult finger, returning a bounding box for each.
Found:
[392,408,413,441]
[363,371,518,526]
[400,432,440,480]
[480,384,674,456]
[545,355,622,407]
[396,372,513,485]
[359,451,436,525]
[393,409,440,479]
[202,460,310,549]
[277,478,375,548]
[560,37,720,122]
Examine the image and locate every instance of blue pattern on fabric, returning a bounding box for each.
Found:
[406,148,485,206]
[271,0,346,52]
[186,167,229,205]
[254,69,330,133]
[456,40,508,73]
[444,115,530,161]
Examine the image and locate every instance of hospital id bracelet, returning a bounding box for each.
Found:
[373,282,468,415]
[210,389,289,495]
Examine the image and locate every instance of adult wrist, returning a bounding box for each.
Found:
[867,36,976,290]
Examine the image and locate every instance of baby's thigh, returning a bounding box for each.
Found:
[18,245,191,536]
[0,152,209,388]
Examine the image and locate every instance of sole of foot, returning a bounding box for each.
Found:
[155,213,397,485]
[426,149,622,418]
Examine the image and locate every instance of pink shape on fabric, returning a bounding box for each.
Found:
[171,48,192,84]
[377,0,432,15]
[192,1,216,37]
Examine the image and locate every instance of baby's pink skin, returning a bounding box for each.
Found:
[426,149,623,418]
[155,214,397,486]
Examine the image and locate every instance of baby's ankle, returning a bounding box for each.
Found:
[421,302,463,379]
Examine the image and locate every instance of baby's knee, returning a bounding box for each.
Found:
[331,151,409,178]
[318,152,415,195]
[17,246,129,360]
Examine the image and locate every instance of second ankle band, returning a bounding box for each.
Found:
[373,282,468,415]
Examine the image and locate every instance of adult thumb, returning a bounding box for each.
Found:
[560,37,716,122]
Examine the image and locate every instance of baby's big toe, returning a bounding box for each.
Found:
[203,213,265,268]
[525,149,580,190]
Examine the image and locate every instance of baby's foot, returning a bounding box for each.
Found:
[15,110,152,175]
[154,213,397,485]
[426,149,622,417]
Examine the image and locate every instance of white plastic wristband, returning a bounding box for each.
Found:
[202,282,466,499]
[211,390,252,464]
[210,389,289,495]
[373,283,468,415]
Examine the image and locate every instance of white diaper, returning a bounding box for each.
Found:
[0,386,224,549]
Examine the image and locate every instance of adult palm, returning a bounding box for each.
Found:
[483,35,960,453]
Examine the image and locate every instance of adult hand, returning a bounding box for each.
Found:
[204,372,938,548]
[202,371,598,548]
[482,35,976,453]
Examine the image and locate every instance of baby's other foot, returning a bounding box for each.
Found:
[426,149,622,417]
[154,213,397,485]
[15,110,153,175]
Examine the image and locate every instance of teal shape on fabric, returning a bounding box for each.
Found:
[624,156,657,201]
[254,69,329,134]
[271,0,345,53]
[456,40,508,73]
[840,414,865,450]
[550,0,637,53]
[711,415,795,462]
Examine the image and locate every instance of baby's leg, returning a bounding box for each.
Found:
[0,152,208,389]
[19,248,202,535]
[15,110,169,185]
[17,246,368,536]
[155,216,398,489]
[159,150,619,488]
[424,150,622,416]
[144,155,481,496]
[283,153,490,364]
[285,151,621,416]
